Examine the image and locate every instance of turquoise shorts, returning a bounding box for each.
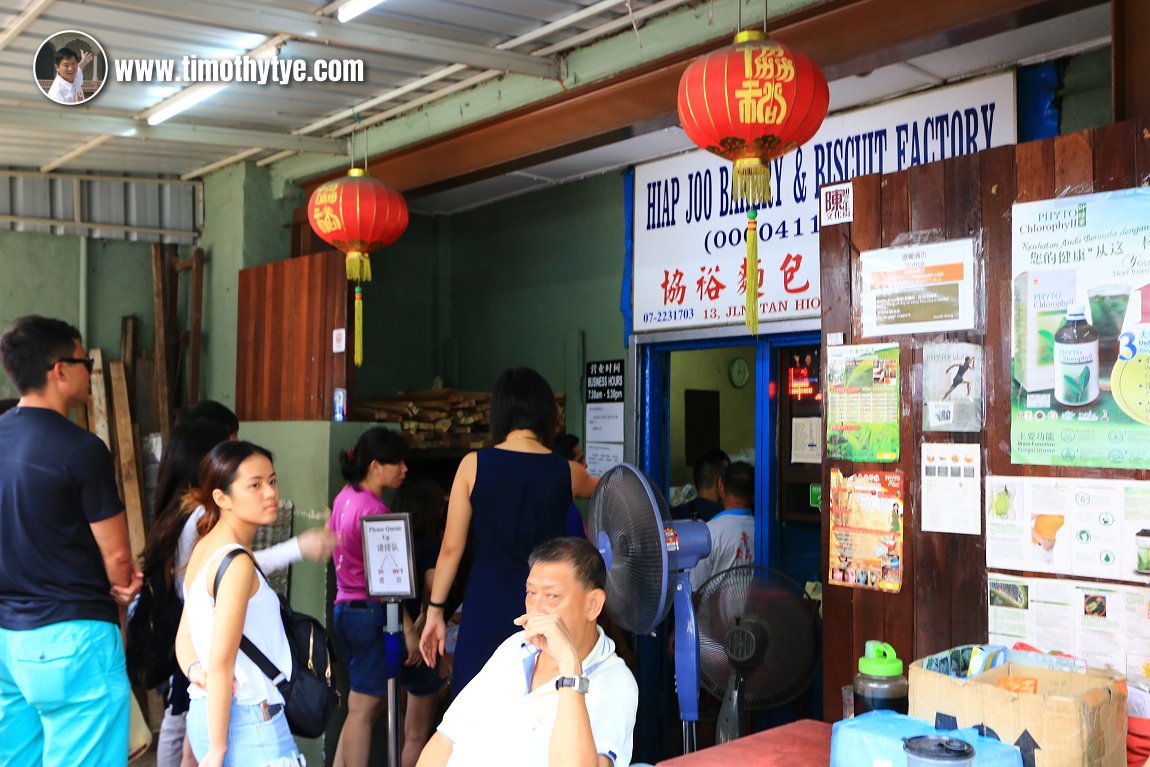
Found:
[0,619,130,767]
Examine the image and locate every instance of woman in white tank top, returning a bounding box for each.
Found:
[175,441,305,767]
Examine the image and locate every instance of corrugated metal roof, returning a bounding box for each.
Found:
[0,0,684,181]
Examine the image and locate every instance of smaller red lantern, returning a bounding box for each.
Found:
[307,167,408,283]
[307,168,408,366]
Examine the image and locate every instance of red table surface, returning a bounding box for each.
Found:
[658,719,833,766]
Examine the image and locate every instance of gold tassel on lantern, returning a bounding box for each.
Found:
[732,158,771,207]
[731,160,768,335]
[745,208,758,335]
[354,285,364,367]
[346,251,372,282]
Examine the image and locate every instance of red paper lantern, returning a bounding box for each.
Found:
[677,29,828,203]
[676,29,828,332]
[307,167,408,283]
[307,167,408,367]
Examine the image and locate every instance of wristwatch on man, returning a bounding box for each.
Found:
[555,675,590,694]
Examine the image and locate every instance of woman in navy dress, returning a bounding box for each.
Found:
[419,368,597,696]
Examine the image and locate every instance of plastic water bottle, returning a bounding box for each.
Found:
[854,640,909,715]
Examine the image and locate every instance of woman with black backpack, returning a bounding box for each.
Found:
[130,416,334,767]
[176,441,304,767]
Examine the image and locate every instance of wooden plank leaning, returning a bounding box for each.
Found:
[109,360,146,559]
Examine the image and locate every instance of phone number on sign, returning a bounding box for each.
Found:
[641,308,695,324]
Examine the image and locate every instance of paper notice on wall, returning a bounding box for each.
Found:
[920,443,981,535]
[988,571,1150,684]
[985,474,1150,584]
[791,417,822,464]
[584,441,623,478]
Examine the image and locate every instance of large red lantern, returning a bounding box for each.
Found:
[308,168,408,366]
[677,29,828,333]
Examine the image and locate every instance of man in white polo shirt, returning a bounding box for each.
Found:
[417,537,638,767]
[46,47,92,104]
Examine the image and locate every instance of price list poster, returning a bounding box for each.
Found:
[826,342,900,462]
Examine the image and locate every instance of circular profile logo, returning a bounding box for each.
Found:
[33,30,108,105]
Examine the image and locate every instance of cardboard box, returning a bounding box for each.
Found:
[910,660,1127,767]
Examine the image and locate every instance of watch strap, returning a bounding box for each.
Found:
[555,675,590,694]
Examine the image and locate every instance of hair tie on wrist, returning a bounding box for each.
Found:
[427,600,447,609]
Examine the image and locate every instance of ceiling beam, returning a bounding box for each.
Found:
[91,0,558,79]
[0,109,344,154]
[0,0,54,52]
[301,0,1103,196]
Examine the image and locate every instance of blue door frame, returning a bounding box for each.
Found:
[631,328,819,761]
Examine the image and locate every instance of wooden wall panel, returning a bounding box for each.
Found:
[943,152,986,648]
[819,119,1147,721]
[905,160,951,658]
[848,172,888,672]
[1136,118,1150,184]
[236,250,351,421]
[878,170,916,668]
[820,199,858,722]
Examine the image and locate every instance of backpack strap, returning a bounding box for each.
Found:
[213,548,289,689]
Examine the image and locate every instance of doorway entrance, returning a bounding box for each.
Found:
[629,328,823,761]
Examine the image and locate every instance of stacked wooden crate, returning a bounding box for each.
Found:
[351,389,565,450]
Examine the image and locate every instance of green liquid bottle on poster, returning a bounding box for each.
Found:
[1054,304,1099,408]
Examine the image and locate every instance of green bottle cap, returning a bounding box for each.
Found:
[859,640,903,676]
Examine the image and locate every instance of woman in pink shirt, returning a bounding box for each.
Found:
[329,427,408,767]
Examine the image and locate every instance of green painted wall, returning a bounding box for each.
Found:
[445,172,629,438]
[355,213,440,398]
[199,162,302,407]
[0,230,154,399]
[1061,46,1111,135]
[354,171,630,442]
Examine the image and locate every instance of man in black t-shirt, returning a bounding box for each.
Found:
[0,315,142,766]
[671,449,730,523]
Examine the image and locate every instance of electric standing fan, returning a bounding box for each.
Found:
[695,565,818,743]
[588,464,711,753]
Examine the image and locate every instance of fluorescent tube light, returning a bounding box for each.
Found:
[337,0,388,23]
[146,83,228,126]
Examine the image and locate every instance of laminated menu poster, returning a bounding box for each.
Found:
[922,342,983,432]
[826,343,900,461]
[828,469,904,593]
[1011,187,1150,468]
[859,238,977,337]
[985,474,1150,584]
[987,571,1150,684]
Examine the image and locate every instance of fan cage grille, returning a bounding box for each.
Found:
[589,464,677,634]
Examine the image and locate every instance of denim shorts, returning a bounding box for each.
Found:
[401,653,446,698]
[333,601,388,698]
[187,697,305,767]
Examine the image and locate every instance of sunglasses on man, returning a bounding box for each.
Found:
[53,357,94,373]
